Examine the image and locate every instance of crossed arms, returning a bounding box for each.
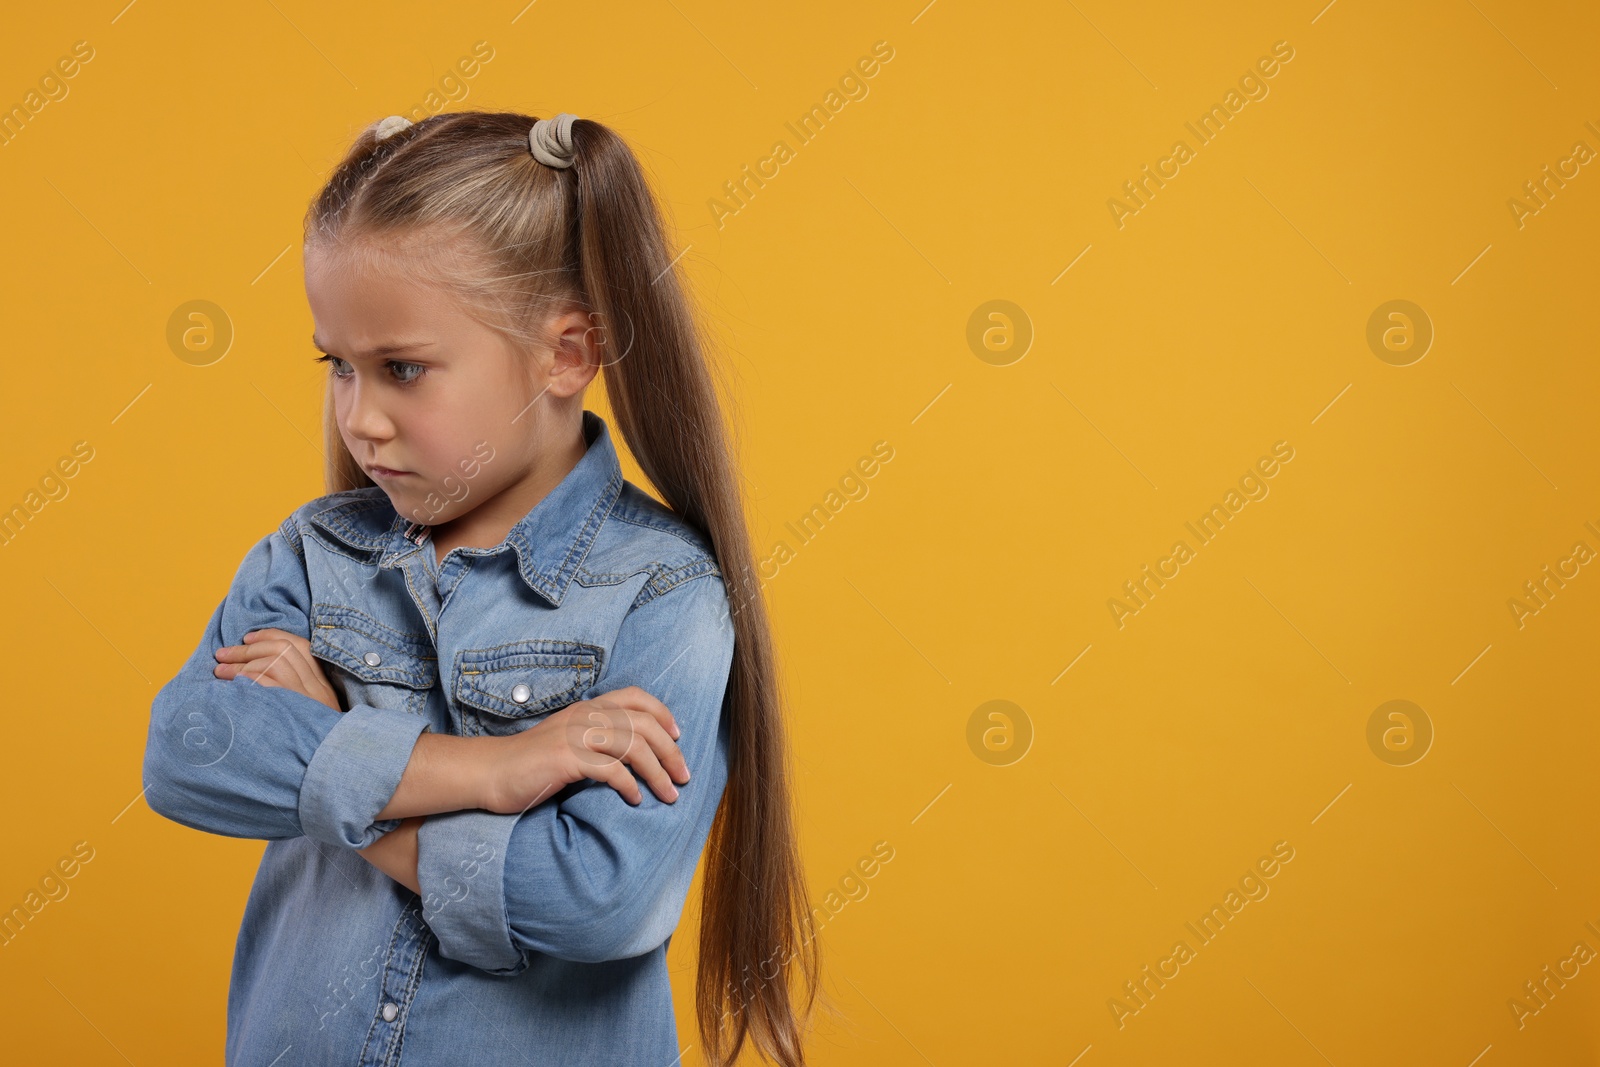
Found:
[143,528,734,972]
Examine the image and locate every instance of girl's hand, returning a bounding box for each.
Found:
[214,628,342,713]
[481,686,691,815]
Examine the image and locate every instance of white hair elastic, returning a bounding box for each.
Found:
[370,111,579,168]
[373,114,413,142]
[528,112,578,169]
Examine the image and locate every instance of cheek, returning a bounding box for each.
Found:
[418,423,495,480]
[414,434,516,516]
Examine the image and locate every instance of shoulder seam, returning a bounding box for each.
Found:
[631,557,722,609]
[277,514,306,561]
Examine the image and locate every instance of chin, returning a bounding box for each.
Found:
[376,489,417,517]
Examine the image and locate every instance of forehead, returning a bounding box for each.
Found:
[305,243,467,350]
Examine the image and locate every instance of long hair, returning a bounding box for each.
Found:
[302,111,821,1065]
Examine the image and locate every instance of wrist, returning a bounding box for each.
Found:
[427,731,504,813]
[478,722,569,815]
[375,730,503,820]
[468,732,514,811]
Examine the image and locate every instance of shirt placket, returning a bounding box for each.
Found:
[409,522,474,616]
[356,898,433,1067]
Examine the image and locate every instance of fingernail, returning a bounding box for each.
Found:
[669,786,679,800]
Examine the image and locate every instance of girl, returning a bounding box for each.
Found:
[143,110,819,1066]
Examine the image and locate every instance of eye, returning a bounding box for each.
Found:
[314,353,352,379]
[312,354,427,387]
[388,361,426,385]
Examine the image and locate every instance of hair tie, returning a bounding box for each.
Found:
[374,114,413,142]
[529,112,579,169]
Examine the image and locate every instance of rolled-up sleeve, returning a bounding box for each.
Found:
[415,571,736,974]
[143,521,430,848]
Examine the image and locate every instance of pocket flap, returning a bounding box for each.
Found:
[310,605,438,689]
[454,639,603,719]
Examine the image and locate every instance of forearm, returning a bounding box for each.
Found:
[359,815,422,893]
[145,659,351,841]
[374,730,501,820]
[413,573,738,974]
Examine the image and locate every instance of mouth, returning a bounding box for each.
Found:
[368,466,413,478]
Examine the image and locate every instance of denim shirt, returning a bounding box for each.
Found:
[142,410,736,1066]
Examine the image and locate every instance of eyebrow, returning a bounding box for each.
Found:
[311,334,436,359]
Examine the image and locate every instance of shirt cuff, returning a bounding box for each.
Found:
[298,704,431,850]
[415,807,525,975]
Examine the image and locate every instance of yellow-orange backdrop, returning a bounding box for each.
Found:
[2,1,1597,1063]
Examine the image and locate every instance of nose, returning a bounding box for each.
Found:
[341,376,395,445]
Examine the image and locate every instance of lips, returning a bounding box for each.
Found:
[368,465,412,478]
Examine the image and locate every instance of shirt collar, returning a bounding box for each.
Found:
[309,409,624,608]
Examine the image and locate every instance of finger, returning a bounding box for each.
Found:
[586,754,642,805]
[584,702,683,779]
[243,628,295,643]
[238,636,324,695]
[613,685,680,740]
[220,637,290,664]
[578,714,633,761]
[563,708,622,775]
[229,639,309,693]
[230,661,282,688]
[580,709,677,801]
[620,729,680,803]
[214,645,277,678]
[274,641,331,701]
[631,711,691,785]
[234,638,297,675]
[237,631,308,667]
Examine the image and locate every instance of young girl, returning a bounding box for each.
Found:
[143,110,818,1066]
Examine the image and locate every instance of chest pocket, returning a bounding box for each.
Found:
[453,639,603,737]
[310,604,439,715]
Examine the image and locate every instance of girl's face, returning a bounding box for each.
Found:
[303,243,593,530]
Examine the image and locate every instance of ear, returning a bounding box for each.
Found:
[545,308,604,397]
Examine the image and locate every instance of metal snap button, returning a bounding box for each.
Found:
[511,683,532,704]
[364,651,382,667]
[381,1002,399,1022]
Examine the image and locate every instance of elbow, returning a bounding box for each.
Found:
[514,882,683,964]
[141,734,208,833]
[142,695,187,826]
[142,683,236,834]
[528,930,658,966]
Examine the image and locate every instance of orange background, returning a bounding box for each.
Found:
[3,1,1598,1063]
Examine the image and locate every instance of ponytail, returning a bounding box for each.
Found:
[568,119,822,1067]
